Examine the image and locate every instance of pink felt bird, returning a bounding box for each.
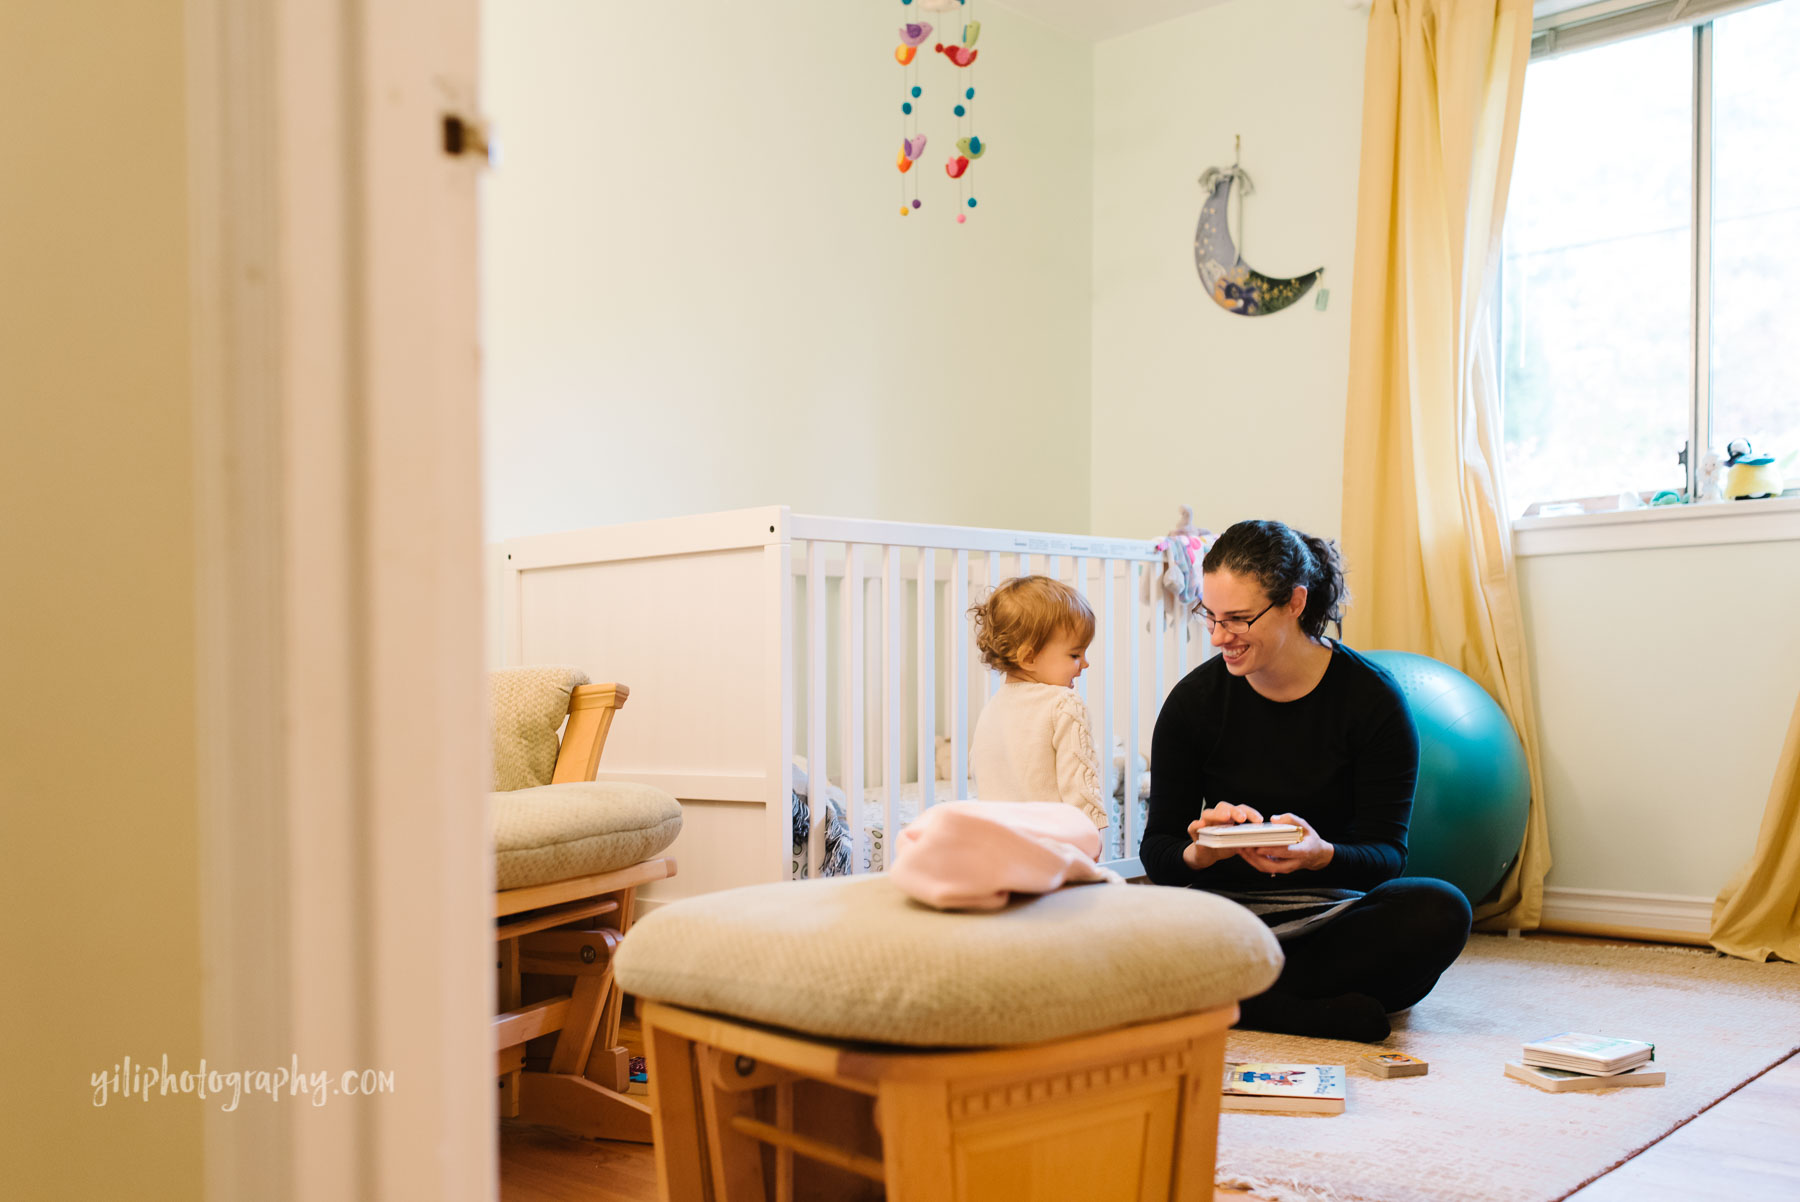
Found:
[945,155,970,180]
[902,134,928,161]
[935,43,978,67]
[899,23,933,47]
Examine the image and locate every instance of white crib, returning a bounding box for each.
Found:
[494,506,1211,910]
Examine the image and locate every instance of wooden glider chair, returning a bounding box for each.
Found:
[491,666,682,1142]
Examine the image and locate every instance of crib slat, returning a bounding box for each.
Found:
[1046,554,1061,582]
[805,541,828,877]
[1126,561,1142,864]
[986,551,1004,700]
[1153,584,1167,706]
[883,545,903,863]
[916,547,936,812]
[1096,557,1115,859]
[1073,557,1090,705]
[1178,611,1191,679]
[843,543,865,873]
[950,549,969,801]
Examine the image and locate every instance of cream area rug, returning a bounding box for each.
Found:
[1215,934,1800,1202]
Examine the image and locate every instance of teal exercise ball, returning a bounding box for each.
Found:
[1363,650,1530,906]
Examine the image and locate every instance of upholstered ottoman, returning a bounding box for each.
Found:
[615,875,1282,1202]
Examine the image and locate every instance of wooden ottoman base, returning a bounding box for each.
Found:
[642,1000,1237,1202]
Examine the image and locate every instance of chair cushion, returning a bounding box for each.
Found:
[491,666,589,791]
[493,781,682,890]
[614,876,1282,1047]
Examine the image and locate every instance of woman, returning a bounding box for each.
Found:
[1140,519,1471,1042]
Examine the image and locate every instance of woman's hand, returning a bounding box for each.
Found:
[1182,801,1265,870]
[1236,812,1335,876]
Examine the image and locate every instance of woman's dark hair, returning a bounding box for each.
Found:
[1200,519,1349,640]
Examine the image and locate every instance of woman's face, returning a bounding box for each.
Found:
[1199,568,1305,678]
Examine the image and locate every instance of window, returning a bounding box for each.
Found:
[1501,0,1800,518]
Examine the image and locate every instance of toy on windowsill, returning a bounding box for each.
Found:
[1724,439,1783,501]
[1695,449,1727,503]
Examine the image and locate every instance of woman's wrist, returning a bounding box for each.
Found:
[1309,840,1335,871]
[1183,841,1226,871]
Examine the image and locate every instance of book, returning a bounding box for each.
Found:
[1505,1061,1667,1092]
[1521,1032,1655,1076]
[1221,1063,1346,1114]
[1192,822,1303,849]
[1361,1052,1428,1078]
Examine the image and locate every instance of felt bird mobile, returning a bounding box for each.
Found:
[893,0,986,221]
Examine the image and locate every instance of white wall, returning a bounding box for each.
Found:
[1090,0,1370,539]
[1519,543,1800,897]
[482,0,1095,539]
[1088,0,1800,901]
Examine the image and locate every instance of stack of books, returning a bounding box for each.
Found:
[1505,1032,1665,1092]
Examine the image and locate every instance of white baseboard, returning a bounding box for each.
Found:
[1539,887,1714,936]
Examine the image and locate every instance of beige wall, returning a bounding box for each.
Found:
[481,0,1096,539]
[0,3,204,1198]
[1088,0,1799,899]
[1090,0,1370,539]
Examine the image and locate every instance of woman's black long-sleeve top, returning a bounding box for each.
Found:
[1139,642,1419,893]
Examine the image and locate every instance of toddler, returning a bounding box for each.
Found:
[968,576,1108,830]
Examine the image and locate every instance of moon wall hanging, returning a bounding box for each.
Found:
[1194,152,1321,316]
[895,0,985,223]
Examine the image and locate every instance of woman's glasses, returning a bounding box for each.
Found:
[1196,600,1276,636]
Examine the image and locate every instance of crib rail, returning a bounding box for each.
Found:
[495,506,1207,904]
[787,513,1206,879]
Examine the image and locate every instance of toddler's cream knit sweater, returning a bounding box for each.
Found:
[969,681,1108,829]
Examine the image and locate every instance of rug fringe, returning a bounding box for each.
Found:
[1216,1172,1346,1202]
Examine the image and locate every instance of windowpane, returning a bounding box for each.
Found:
[1711,0,1800,482]
[1502,30,1692,515]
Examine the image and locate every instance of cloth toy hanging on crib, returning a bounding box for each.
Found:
[1142,505,1214,628]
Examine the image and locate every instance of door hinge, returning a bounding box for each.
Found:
[441,113,495,167]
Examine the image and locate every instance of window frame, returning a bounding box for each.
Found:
[1502,0,1799,539]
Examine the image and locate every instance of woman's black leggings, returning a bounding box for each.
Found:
[1248,876,1472,1015]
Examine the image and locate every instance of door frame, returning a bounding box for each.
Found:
[187,1,492,1197]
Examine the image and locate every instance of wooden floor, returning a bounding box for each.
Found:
[502,938,1800,1202]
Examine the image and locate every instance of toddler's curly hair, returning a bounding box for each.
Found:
[970,575,1096,674]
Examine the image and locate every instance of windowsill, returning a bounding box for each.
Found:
[1512,492,1800,557]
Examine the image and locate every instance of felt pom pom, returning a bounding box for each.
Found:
[957,214,966,223]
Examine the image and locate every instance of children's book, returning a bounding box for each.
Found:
[1521,1032,1655,1076]
[1221,1063,1346,1114]
[1505,1061,1666,1092]
[1361,1052,1428,1078]
[1192,822,1303,849]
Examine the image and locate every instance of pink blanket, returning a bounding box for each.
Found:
[888,800,1122,911]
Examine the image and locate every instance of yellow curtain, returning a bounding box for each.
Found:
[1711,689,1800,962]
[1340,0,1549,929]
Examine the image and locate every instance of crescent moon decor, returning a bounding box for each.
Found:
[1193,158,1322,316]
[894,0,985,222]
